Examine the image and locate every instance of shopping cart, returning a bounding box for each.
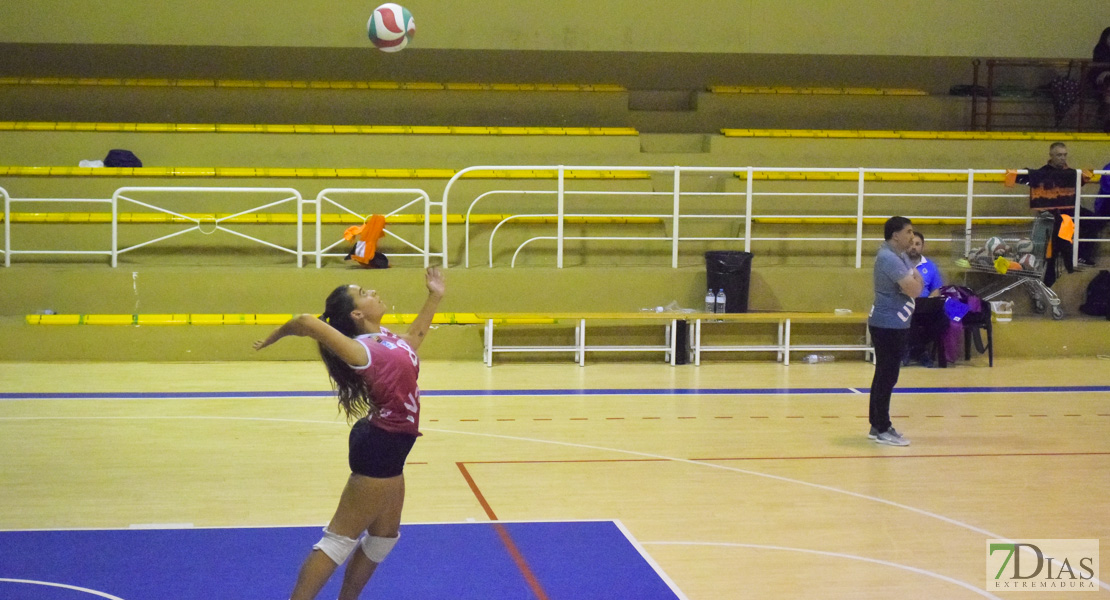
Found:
[953,212,1063,320]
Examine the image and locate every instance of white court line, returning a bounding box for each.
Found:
[849,387,865,394]
[0,578,127,600]
[642,542,1003,599]
[613,520,689,600]
[3,414,1106,592]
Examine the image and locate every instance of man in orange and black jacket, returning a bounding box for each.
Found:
[1011,142,1098,287]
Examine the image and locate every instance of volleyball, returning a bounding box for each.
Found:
[984,236,1005,257]
[1014,238,1034,254]
[1018,253,1037,270]
[984,237,1001,255]
[368,3,415,52]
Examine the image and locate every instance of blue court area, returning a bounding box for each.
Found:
[0,520,682,600]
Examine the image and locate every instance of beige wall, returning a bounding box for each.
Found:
[0,1,1107,57]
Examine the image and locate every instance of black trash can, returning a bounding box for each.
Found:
[705,251,753,313]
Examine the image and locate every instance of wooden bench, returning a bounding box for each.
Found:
[477,311,874,367]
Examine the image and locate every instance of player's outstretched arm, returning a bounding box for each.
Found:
[253,314,368,366]
[401,266,445,351]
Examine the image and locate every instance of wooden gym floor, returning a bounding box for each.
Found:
[0,357,1107,599]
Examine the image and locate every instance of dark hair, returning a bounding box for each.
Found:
[1099,27,1110,48]
[913,231,925,242]
[319,284,375,421]
[884,216,913,240]
[1050,141,1067,151]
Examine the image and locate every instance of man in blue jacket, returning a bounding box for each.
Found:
[904,231,946,367]
[907,231,943,297]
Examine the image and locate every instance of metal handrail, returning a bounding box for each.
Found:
[1,185,442,267]
[445,165,1110,269]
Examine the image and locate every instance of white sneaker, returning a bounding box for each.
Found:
[875,427,910,446]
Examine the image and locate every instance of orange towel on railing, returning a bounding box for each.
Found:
[343,214,386,266]
[1003,169,1018,187]
[1058,213,1075,242]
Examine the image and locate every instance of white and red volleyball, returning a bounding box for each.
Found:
[1017,253,1037,270]
[368,3,415,52]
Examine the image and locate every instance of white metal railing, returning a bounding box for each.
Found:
[112,187,304,267]
[1,185,442,267]
[312,188,442,268]
[3,170,1107,268]
[445,166,1110,268]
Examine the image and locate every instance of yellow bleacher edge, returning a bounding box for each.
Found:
[0,121,638,136]
[27,313,531,326]
[721,128,1110,141]
[0,166,650,179]
[0,77,627,93]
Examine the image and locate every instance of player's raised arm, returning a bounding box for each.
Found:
[253,313,368,367]
[401,266,445,351]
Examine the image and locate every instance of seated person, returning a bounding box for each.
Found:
[905,232,946,366]
[909,232,943,297]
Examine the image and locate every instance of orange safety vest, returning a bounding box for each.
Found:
[343,215,387,266]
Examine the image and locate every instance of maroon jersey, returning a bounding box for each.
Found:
[352,328,421,436]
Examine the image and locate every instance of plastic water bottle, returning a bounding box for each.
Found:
[715,289,727,314]
[803,354,835,364]
[705,288,716,314]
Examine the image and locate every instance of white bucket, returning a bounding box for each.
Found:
[990,301,1013,322]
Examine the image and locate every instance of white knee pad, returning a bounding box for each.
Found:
[313,527,359,565]
[360,532,400,563]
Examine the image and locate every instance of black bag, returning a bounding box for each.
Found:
[1079,269,1110,318]
[104,149,142,168]
[344,249,389,269]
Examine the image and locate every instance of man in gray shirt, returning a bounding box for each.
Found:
[868,216,924,446]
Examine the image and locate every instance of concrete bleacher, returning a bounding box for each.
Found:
[2,29,1107,363]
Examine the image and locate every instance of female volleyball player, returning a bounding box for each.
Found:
[253,266,445,600]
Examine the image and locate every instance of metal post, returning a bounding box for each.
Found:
[855,169,866,269]
[1073,169,1083,267]
[970,59,980,130]
[111,193,118,268]
[965,170,976,256]
[672,166,681,268]
[557,166,565,268]
[3,193,9,267]
[439,189,448,268]
[423,192,431,268]
[986,60,995,131]
[315,195,323,268]
[744,167,753,253]
[296,193,303,268]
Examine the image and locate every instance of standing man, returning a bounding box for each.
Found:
[867,216,923,446]
[1008,143,1097,287]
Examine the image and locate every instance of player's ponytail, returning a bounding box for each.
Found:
[319,285,376,421]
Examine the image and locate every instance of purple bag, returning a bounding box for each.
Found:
[935,286,986,364]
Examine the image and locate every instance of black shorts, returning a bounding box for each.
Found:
[348,418,417,479]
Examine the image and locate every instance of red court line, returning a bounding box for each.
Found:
[459,451,1110,466]
[456,462,498,520]
[438,414,1097,423]
[492,522,552,600]
[454,463,551,600]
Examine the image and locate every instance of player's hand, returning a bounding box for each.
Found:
[425,266,445,298]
